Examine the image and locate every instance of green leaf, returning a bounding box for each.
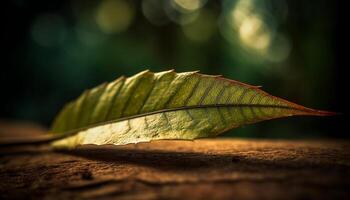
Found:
[50,70,335,148]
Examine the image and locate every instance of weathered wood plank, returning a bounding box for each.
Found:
[0,122,349,200]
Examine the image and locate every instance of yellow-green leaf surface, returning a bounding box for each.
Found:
[50,70,335,148]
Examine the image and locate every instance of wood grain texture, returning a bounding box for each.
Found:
[0,122,349,200]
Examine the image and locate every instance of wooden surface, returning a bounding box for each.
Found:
[0,122,349,200]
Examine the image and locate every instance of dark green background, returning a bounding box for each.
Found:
[2,0,346,139]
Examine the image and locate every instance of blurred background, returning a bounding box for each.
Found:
[2,0,347,139]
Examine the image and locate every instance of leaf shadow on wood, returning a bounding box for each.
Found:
[0,146,50,156]
[58,147,232,171]
[56,144,347,173]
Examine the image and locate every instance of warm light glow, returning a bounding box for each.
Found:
[96,0,134,34]
[239,16,271,50]
[172,0,206,12]
[219,0,291,63]
[229,0,271,51]
[239,16,262,38]
[164,1,200,25]
[231,0,253,28]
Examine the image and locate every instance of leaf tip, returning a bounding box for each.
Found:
[290,104,339,117]
[308,109,340,116]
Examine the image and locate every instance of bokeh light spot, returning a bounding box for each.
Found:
[96,0,135,34]
[219,0,291,63]
[239,15,271,50]
[172,0,206,13]
[164,0,200,25]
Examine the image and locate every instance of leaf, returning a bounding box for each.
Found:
[50,70,335,148]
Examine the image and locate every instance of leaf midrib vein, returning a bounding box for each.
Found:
[55,104,303,137]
